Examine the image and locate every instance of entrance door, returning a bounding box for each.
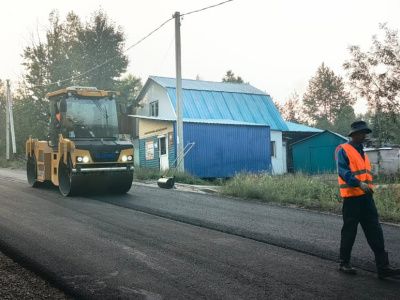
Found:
[158,136,169,171]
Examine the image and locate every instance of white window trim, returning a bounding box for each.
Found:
[150,100,159,117]
[271,141,276,158]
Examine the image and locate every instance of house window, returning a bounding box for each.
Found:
[271,141,276,157]
[159,137,167,155]
[150,101,159,117]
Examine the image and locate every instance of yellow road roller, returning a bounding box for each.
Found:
[26,86,134,196]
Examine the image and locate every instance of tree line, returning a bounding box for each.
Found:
[0,10,142,155]
[0,11,399,157]
[276,24,400,146]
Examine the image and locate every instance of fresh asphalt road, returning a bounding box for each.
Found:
[0,169,399,299]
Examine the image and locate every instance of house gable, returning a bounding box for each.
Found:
[135,80,175,120]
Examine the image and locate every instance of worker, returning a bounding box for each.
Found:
[56,111,61,123]
[336,121,400,279]
[48,109,61,146]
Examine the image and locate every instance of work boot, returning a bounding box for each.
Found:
[339,261,357,275]
[376,252,400,279]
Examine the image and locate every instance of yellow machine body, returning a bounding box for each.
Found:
[26,86,134,196]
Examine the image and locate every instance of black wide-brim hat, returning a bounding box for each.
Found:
[348,121,372,136]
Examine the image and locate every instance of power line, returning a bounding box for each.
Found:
[29,0,234,89]
[181,0,234,17]
[32,16,174,88]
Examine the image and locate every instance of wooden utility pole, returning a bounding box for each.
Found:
[5,80,16,159]
[174,11,184,172]
[5,81,10,159]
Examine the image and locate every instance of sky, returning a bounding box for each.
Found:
[1,0,400,110]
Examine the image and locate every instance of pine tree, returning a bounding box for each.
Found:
[222,70,244,83]
[303,63,355,131]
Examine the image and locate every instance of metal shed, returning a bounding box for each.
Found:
[182,120,271,178]
[364,147,400,175]
[291,130,347,174]
[283,121,323,173]
[136,117,271,178]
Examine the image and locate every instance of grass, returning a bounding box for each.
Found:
[1,159,398,223]
[0,156,26,169]
[374,184,400,223]
[220,173,400,223]
[133,167,209,185]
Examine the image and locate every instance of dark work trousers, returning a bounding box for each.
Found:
[340,193,385,263]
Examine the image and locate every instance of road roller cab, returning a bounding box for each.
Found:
[26,86,134,196]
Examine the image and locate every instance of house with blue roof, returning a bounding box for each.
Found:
[130,76,288,177]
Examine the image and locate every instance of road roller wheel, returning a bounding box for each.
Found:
[110,172,133,194]
[58,156,77,197]
[27,155,40,187]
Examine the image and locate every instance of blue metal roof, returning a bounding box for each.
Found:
[147,76,288,131]
[285,121,323,132]
[183,118,268,127]
[130,115,268,127]
[150,76,267,95]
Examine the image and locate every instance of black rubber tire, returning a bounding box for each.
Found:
[58,156,78,197]
[26,155,40,188]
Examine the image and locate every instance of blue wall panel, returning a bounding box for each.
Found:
[183,123,271,178]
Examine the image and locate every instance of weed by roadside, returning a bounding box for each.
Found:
[220,173,400,223]
[133,167,210,185]
[220,173,341,212]
[133,167,162,181]
[0,156,26,169]
[374,184,400,223]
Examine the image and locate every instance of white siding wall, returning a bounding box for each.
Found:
[136,83,175,119]
[270,130,286,174]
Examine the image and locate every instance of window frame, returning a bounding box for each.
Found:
[150,100,159,117]
[270,141,276,158]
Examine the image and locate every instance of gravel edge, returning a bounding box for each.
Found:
[0,251,71,300]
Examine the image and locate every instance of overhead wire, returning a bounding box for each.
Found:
[29,0,235,89]
[31,16,174,89]
[181,0,234,17]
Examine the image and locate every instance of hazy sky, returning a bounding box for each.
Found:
[2,0,400,109]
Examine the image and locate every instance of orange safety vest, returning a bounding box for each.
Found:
[337,143,373,198]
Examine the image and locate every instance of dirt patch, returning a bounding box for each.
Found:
[0,251,71,300]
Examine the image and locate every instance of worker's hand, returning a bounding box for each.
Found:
[359,182,373,194]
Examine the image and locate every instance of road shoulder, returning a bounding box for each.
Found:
[0,251,69,300]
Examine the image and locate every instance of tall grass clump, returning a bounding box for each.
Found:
[173,171,208,185]
[134,167,208,185]
[133,167,162,181]
[0,156,26,169]
[221,173,400,223]
[221,173,341,212]
[374,184,400,223]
